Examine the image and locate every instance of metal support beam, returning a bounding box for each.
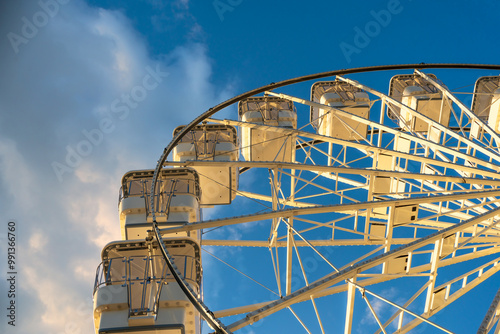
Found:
[478,287,500,334]
[159,189,500,235]
[336,76,500,163]
[226,207,500,332]
[416,69,500,153]
[344,277,356,334]
[207,118,500,176]
[164,159,500,184]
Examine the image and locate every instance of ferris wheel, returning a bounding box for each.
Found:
[93,64,500,334]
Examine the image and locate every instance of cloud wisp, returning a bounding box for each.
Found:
[0,1,234,333]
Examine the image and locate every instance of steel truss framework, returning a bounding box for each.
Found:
[150,64,500,333]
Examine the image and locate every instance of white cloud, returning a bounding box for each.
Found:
[0,1,234,333]
[28,231,48,251]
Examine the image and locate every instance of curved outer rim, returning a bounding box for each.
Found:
[150,63,500,333]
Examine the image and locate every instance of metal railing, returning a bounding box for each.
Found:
[239,98,296,124]
[94,254,201,315]
[119,178,200,218]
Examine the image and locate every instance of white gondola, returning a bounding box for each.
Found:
[389,73,452,134]
[93,239,201,334]
[471,76,500,134]
[310,80,370,140]
[172,124,239,206]
[118,168,201,240]
[239,96,296,162]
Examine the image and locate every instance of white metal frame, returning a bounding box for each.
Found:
[148,65,500,334]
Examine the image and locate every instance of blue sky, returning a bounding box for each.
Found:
[1,0,500,333]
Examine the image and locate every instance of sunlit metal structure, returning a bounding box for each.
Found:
[94,64,500,333]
